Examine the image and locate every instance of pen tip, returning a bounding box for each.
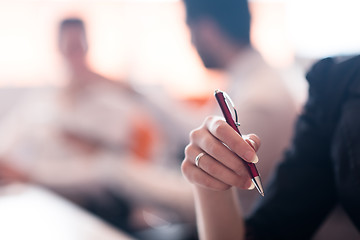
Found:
[252,176,264,197]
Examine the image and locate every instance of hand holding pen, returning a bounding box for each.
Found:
[182,90,263,195]
[214,90,264,196]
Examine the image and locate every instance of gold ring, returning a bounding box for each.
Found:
[195,152,205,167]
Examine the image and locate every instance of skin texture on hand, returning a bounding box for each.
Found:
[181,116,261,240]
[182,115,260,191]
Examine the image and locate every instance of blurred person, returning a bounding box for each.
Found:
[0,17,196,240]
[0,17,155,233]
[56,18,155,162]
[182,0,297,215]
[57,18,197,239]
[181,55,360,240]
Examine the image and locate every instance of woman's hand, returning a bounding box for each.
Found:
[182,116,260,191]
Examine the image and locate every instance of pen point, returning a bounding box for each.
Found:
[252,176,265,197]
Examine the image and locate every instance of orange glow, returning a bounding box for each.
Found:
[0,1,221,98]
[0,1,293,98]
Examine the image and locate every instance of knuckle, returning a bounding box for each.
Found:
[184,144,193,158]
[180,162,187,177]
[204,115,214,124]
[181,161,192,179]
[189,129,198,142]
[212,119,227,136]
[181,159,188,171]
[189,128,203,142]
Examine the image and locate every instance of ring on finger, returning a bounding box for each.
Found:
[195,152,206,168]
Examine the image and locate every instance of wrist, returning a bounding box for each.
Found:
[192,186,241,209]
[191,186,245,240]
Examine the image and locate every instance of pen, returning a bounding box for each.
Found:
[214,89,264,196]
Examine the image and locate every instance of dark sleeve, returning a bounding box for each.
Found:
[244,57,352,240]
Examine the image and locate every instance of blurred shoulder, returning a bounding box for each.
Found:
[306,54,360,90]
[300,55,360,129]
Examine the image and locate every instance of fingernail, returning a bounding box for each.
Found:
[244,151,258,163]
[247,181,255,190]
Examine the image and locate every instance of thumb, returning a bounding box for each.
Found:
[243,134,261,152]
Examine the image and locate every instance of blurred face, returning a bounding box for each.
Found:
[58,25,88,67]
[188,20,222,69]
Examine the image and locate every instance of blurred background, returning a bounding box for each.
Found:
[1,0,360,240]
[1,0,360,98]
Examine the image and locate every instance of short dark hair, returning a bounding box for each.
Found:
[183,0,251,45]
[59,18,85,31]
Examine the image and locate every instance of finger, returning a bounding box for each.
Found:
[197,153,252,189]
[190,128,250,177]
[205,116,259,163]
[184,144,253,189]
[182,152,231,191]
[242,134,261,152]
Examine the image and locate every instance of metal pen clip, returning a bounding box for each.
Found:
[222,91,240,127]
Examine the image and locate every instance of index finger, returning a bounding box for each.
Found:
[206,116,259,163]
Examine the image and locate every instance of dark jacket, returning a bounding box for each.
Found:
[246,56,360,239]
